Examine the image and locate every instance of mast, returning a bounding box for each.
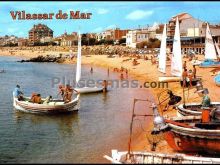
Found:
[204,23,217,60]
[76,30,81,85]
[158,23,167,74]
[171,17,182,77]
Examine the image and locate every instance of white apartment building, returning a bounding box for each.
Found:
[126,30,149,48]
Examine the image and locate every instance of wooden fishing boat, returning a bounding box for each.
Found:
[152,104,220,155]
[13,94,80,114]
[158,76,180,82]
[104,149,220,164]
[75,87,103,94]
[176,102,220,117]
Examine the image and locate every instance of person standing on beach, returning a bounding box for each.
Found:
[193,65,197,78]
[183,61,187,69]
[90,67,93,74]
[182,68,188,87]
[120,73,124,80]
[188,69,193,88]
[107,68,110,77]
[125,69,128,78]
[102,80,108,93]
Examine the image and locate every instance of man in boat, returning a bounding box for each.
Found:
[13,85,24,101]
[30,93,42,104]
[201,88,211,108]
[64,84,79,103]
[58,84,65,100]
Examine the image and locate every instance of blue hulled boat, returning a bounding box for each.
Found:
[214,74,220,86]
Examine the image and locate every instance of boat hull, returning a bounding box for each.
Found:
[214,74,220,87]
[13,95,80,114]
[177,102,220,117]
[165,122,220,155]
[158,76,180,82]
[75,87,103,94]
[104,149,220,164]
[191,60,202,66]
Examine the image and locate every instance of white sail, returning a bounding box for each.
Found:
[214,41,220,57]
[171,17,182,77]
[158,24,167,73]
[76,31,81,84]
[205,23,217,60]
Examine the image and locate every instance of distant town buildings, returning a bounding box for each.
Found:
[166,12,220,54]
[126,30,150,48]
[96,28,129,41]
[1,12,220,52]
[60,32,78,46]
[28,23,53,45]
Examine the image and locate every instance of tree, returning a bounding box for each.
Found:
[119,38,126,45]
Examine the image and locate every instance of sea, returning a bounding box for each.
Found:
[0,56,154,163]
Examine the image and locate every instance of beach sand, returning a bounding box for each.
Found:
[1,46,220,155]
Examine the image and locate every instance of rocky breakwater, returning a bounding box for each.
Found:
[18,54,66,63]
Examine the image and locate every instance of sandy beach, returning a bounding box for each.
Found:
[1,46,220,154]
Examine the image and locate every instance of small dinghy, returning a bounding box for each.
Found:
[0,69,5,73]
[199,59,220,68]
[75,31,105,94]
[214,74,220,87]
[13,94,80,114]
[191,59,202,66]
[158,76,180,82]
[177,102,220,117]
[75,87,103,94]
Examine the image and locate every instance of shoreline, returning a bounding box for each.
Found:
[1,47,220,155]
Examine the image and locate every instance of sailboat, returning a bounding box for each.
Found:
[158,17,182,82]
[199,23,220,68]
[75,31,104,94]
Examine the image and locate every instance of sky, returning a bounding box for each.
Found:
[1,1,220,38]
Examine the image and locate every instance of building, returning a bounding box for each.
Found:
[126,30,150,48]
[18,38,28,46]
[28,23,53,45]
[60,32,77,46]
[0,35,19,46]
[166,12,220,54]
[96,28,129,41]
[167,13,204,38]
[40,36,53,43]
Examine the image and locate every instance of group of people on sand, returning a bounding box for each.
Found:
[182,61,197,88]
[113,66,128,80]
